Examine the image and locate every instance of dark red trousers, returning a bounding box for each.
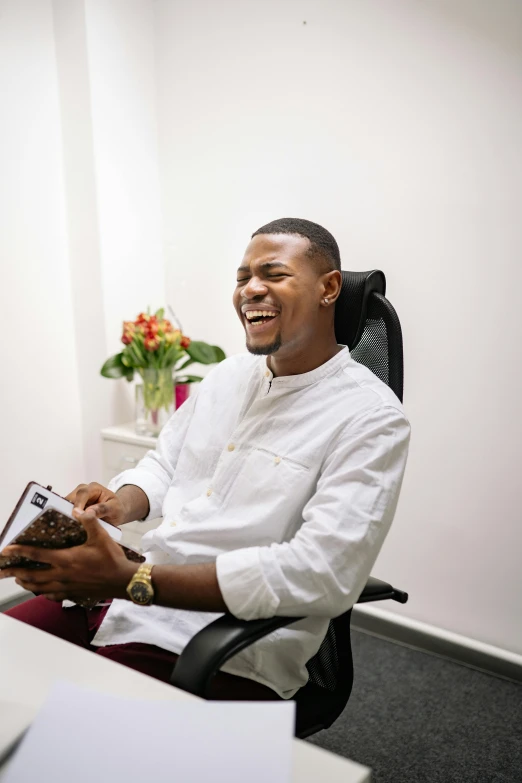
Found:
[6,596,281,701]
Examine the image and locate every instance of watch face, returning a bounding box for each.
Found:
[130,581,153,605]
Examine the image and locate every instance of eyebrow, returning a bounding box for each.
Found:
[236,261,291,274]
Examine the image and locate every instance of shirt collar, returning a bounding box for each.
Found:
[261,345,350,389]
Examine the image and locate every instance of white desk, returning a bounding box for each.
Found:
[0,614,370,782]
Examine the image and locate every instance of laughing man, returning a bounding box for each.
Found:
[3,218,410,701]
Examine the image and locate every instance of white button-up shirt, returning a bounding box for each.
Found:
[93,347,410,699]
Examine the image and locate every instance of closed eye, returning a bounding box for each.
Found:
[236,273,290,284]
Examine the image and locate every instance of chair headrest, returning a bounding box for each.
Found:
[334,270,386,349]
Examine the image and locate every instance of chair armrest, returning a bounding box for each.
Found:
[170,613,303,697]
[357,576,408,604]
[170,576,408,697]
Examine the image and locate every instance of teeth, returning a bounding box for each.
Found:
[244,311,278,320]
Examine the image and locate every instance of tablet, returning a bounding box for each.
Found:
[0,481,123,570]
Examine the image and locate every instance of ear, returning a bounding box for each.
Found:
[321,270,342,303]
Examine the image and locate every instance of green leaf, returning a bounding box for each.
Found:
[155,307,165,320]
[177,356,195,371]
[210,345,226,363]
[186,341,223,365]
[176,374,203,384]
[100,353,133,379]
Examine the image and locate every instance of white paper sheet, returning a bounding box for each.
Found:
[3,680,295,783]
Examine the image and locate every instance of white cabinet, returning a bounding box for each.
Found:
[101,423,162,550]
[101,423,156,484]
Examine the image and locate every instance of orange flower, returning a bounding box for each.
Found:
[144,336,160,352]
[162,319,173,333]
[135,312,150,325]
[165,329,181,345]
[121,321,135,345]
[180,335,191,349]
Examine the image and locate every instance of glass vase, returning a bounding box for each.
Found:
[138,367,174,436]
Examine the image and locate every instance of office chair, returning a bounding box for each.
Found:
[170,270,409,738]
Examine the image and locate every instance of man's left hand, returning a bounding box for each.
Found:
[0,510,136,602]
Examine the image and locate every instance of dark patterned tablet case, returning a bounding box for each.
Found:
[0,507,145,608]
[0,509,87,569]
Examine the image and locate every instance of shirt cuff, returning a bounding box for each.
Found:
[216,547,280,621]
[108,468,166,522]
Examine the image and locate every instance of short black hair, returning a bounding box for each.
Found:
[252,217,341,272]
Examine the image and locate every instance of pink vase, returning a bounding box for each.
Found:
[175,383,190,409]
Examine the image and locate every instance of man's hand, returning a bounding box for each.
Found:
[66,482,134,527]
[66,483,150,527]
[0,511,136,602]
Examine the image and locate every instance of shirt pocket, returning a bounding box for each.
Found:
[220,448,314,542]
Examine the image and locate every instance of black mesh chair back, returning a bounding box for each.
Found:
[294,269,404,737]
[334,270,403,403]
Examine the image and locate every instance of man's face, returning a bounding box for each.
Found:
[233,233,324,357]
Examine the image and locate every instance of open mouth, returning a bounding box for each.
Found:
[243,311,279,331]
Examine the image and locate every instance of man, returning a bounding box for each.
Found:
[2,218,410,701]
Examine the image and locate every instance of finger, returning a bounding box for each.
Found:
[7,567,59,584]
[15,577,65,595]
[71,509,110,544]
[1,544,62,566]
[65,483,89,507]
[45,593,69,602]
[70,483,103,512]
[72,503,106,521]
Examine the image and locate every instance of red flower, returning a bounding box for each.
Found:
[147,320,160,338]
[135,312,150,325]
[180,335,191,349]
[144,336,160,352]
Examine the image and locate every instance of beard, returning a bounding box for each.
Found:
[246,333,282,355]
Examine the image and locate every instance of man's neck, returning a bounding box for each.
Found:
[268,340,343,378]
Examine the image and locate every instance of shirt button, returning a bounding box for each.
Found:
[206,488,213,497]
[265,371,270,378]
[274,456,281,465]
[227,443,235,452]
[170,520,177,527]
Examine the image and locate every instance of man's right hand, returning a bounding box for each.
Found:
[66,483,127,527]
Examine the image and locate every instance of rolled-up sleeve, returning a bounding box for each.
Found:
[108,390,198,521]
[216,405,411,620]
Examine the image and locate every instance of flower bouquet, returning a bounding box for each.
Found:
[100,308,225,434]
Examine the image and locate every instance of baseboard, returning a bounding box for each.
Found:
[351,605,522,685]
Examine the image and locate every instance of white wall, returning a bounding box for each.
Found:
[154,0,522,654]
[84,0,166,427]
[0,0,85,512]
[0,0,165,503]
[0,0,164,602]
[52,0,110,482]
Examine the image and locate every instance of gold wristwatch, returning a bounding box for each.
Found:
[126,563,155,606]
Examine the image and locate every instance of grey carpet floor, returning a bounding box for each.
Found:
[307,629,522,783]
